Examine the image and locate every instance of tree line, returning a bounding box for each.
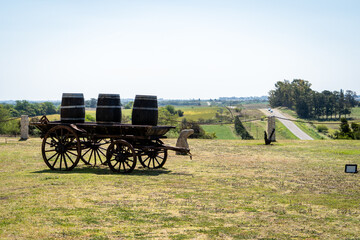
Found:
[268,79,359,119]
[0,100,58,118]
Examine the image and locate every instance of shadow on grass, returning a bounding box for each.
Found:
[32,166,172,176]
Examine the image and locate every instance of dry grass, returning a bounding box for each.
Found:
[1,137,360,239]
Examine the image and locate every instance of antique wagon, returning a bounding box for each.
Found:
[32,116,190,173]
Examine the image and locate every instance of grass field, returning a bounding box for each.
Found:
[201,124,240,140]
[349,107,360,119]
[178,106,222,121]
[2,138,360,239]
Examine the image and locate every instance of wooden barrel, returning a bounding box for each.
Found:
[132,95,158,126]
[96,94,122,123]
[61,93,85,123]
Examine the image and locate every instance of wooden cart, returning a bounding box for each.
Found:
[32,116,190,173]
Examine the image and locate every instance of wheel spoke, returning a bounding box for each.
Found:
[88,149,94,162]
[122,162,126,171]
[59,154,63,170]
[154,157,161,166]
[112,160,119,168]
[52,153,60,168]
[67,150,78,157]
[125,161,132,169]
[93,149,97,166]
[99,148,107,157]
[96,150,104,164]
[143,156,150,163]
[47,152,58,161]
[81,148,92,158]
[118,161,122,171]
[63,153,69,170]
[65,152,75,165]
[45,149,56,153]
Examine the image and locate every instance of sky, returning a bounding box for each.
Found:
[0,0,359,100]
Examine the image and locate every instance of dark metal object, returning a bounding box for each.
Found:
[264,129,275,145]
[32,117,190,173]
[345,164,358,173]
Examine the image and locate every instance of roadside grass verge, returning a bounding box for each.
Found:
[1,138,360,239]
[295,122,329,140]
[274,119,298,140]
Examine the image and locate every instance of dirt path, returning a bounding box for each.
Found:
[260,109,313,140]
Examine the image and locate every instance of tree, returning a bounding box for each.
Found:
[85,98,97,108]
[165,105,176,115]
[14,100,36,116]
[180,118,215,139]
[158,107,178,126]
[268,79,358,120]
[234,116,253,139]
[0,105,10,122]
[334,117,352,139]
[124,101,133,109]
[41,102,57,115]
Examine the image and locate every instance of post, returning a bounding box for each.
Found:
[267,116,276,142]
[20,115,29,140]
[176,129,194,155]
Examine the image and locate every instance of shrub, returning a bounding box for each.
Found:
[180,118,215,139]
[234,116,254,140]
[85,114,95,122]
[316,125,329,133]
[0,120,20,135]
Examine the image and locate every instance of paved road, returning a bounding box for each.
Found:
[260,109,313,140]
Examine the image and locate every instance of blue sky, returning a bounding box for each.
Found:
[0,0,359,100]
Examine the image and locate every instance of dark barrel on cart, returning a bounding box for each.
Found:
[61,93,85,123]
[132,95,158,126]
[96,93,122,123]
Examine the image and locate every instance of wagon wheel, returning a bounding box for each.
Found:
[80,138,110,166]
[41,125,81,171]
[138,139,168,169]
[106,140,136,173]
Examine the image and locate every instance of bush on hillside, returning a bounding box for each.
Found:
[234,116,254,140]
[316,125,329,133]
[180,118,215,139]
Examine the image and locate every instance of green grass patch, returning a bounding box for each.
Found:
[178,106,222,121]
[201,124,239,140]
[243,120,267,140]
[349,106,360,119]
